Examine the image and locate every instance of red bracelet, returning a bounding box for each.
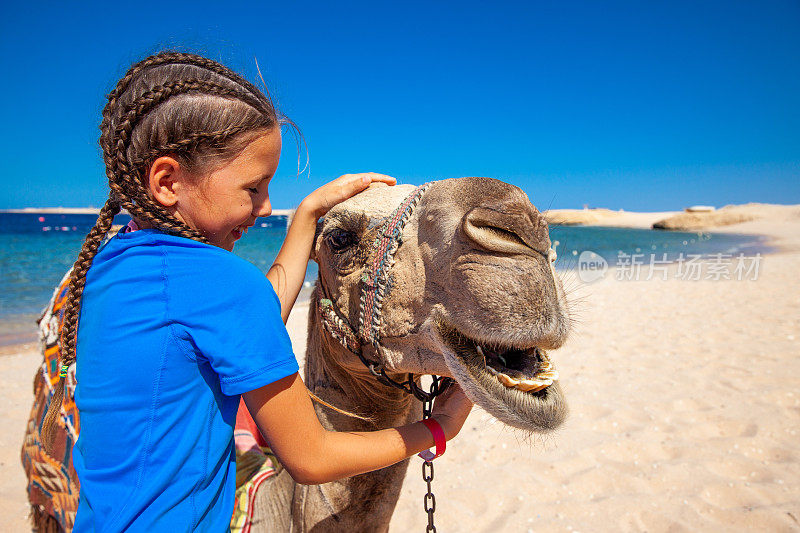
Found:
[418,418,446,461]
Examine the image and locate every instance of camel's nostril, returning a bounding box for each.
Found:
[463,207,548,257]
[465,222,529,254]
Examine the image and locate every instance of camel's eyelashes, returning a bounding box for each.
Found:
[326,229,358,253]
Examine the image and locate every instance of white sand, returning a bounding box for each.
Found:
[2,212,799,531]
[391,253,800,532]
[0,344,42,530]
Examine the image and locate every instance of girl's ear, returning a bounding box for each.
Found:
[148,156,183,207]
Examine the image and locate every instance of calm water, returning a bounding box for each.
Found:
[0,212,769,343]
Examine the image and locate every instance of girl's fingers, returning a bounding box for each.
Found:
[345,173,396,196]
[363,173,396,185]
[340,173,396,186]
[432,382,472,413]
[308,173,397,218]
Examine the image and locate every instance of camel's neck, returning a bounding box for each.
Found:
[305,292,418,430]
[286,294,421,531]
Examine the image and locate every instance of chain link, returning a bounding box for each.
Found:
[421,379,438,532]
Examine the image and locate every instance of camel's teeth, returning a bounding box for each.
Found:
[513,379,551,392]
[535,369,559,381]
[480,346,559,393]
[512,380,537,392]
[526,383,550,393]
[497,372,519,387]
[494,372,553,392]
[519,377,552,389]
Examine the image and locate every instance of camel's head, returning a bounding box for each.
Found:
[312,177,569,432]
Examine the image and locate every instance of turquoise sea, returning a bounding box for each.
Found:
[0,212,770,345]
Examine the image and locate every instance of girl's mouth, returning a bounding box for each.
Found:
[232,225,251,239]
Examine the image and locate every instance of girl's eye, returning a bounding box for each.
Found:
[247,187,259,194]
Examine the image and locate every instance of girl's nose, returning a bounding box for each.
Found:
[253,198,272,218]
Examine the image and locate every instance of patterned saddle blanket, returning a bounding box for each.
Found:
[21,273,278,531]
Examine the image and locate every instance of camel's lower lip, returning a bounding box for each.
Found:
[437,324,559,396]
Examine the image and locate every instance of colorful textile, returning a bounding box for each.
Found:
[21,270,79,530]
[231,409,280,533]
[359,183,430,348]
[124,219,140,233]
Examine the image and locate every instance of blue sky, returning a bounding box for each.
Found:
[1,1,798,211]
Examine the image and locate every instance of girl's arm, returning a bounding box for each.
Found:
[242,373,473,485]
[267,173,396,323]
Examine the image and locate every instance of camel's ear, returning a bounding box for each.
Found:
[310,218,324,263]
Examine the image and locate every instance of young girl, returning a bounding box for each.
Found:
[41,51,473,530]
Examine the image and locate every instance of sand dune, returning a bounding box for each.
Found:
[543,208,628,226]
[544,207,682,229]
[653,203,800,231]
[2,216,799,532]
[544,203,800,234]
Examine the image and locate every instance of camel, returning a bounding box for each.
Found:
[249,176,570,531]
[22,176,570,532]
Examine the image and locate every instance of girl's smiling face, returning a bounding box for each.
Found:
[175,128,282,251]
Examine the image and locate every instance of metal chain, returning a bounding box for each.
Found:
[421,377,440,532]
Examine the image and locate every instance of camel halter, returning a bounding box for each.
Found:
[317,183,452,403]
[317,183,453,532]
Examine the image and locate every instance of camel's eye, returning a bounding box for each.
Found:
[326,228,358,253]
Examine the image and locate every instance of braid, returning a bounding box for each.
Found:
[101,53,191,171]
[41,198,120,451]
[100,52,274,201]
[128,124,255,167]
[101,52,272,146]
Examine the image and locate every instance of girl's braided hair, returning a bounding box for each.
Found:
[41,51,283,448]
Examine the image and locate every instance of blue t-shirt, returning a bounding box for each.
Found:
[72,229,298,532]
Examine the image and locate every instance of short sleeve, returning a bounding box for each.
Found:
[167,245,299,396]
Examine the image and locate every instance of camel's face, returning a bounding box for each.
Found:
[313,177,569,432]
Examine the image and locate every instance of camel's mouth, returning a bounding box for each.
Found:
[438,324,559,396]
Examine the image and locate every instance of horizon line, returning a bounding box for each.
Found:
[0,207,297,216]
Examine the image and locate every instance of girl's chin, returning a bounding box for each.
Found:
[206,229,242,251]
[208,235,236,251]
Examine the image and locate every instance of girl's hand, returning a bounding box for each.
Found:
[430,382,474,440]
[301,173,396,219]
[268,173,393,322]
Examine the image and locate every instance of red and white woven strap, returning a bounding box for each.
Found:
[358,183,431,348]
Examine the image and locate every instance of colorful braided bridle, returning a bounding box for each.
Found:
[318,183,452,402]
[317,183,454,532]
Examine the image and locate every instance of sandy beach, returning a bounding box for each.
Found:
[2,208,799,531]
